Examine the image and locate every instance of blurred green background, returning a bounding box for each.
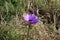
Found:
[0,0,60,40]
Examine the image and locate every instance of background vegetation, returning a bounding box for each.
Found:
[0,0,60,40]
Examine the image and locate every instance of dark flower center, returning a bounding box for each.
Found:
[29,20,32,21]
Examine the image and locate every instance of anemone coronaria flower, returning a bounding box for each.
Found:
[23,14,39,24]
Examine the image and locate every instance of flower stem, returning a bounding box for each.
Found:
[27,24,31,40]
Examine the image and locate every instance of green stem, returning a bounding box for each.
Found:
[27,24,31,40]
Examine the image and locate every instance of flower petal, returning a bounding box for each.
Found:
[29,14,36,20]
[23,14,30,21]
[31,18,39,24]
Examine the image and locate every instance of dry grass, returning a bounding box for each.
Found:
[0,0,60,40]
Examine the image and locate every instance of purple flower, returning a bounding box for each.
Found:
[23,14,39,24]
